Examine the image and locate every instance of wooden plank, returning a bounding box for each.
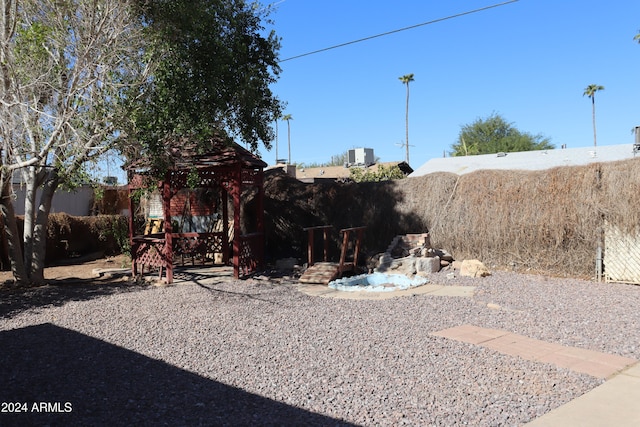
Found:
[299,262,341,284]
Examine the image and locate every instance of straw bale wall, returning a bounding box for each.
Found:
[264,159,640,278]
[397,159,640,277]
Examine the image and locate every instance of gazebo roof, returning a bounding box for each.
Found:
[127,135,267,172]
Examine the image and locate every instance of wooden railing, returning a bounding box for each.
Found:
[238,232,264,276]
[302,225,366,275]
[303,225,333,266]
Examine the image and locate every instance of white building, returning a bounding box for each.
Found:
[410,144,639,177]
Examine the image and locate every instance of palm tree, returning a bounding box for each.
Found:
[282,114,293,164]
[399,73,415,164]
[583,84,604,148]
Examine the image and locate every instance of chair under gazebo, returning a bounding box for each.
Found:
[126,137,267,283]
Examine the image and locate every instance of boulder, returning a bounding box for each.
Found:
[377,256,416,276]
[459,259,491,278]
[409,247,422,256]
[439,250,454,262]
[416,256,441,274]
[428,248,454,262]
[367,253,384,273]
[390,245,410,258]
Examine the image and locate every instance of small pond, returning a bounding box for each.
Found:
[328,272,428,292]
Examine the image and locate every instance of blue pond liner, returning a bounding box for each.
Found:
[328,272,429,292]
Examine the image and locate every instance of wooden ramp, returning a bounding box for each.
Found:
[299,262,341,284]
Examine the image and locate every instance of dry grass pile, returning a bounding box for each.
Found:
[397,159,640,277]
[264,159,640,278]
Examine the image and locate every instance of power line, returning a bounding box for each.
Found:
[279,0,519,62]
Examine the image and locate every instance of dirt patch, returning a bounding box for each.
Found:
[0,254,141,320]
[0,254,130,285]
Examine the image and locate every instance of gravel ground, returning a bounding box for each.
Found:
[0,268,639,426]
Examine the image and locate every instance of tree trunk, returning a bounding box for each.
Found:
[29,171,58,284]
[405,83,410,164]
[0,166,58,286]
[592,97,597,148]
[22,166,37,273]
[0,170,28,284]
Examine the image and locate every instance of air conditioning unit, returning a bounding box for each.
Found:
[348,148,374,165]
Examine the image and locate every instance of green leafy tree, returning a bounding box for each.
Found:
[350,164,406,182]
[450,113,554,156]
[583,84,605,148]
[122,0,283,171]
[328,151,350,166]
[0,0,282,286]
[0,0,148,285]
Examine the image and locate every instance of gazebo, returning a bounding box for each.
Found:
[126,137,267,283]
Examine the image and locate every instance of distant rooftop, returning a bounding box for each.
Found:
[409,144,640,177]
[296,161,413,183]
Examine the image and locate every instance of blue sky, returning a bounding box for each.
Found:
[258,0,640,168]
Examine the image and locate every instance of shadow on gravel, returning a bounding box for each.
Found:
[172,267,285,305]
[0,278,148,319]
[0,324,355,427]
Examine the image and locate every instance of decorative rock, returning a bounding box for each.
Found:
[394,257,417,276]
[429,248,454,262]
[377,233,457,278]
[460,259,491,278]
[377,256,417,277]
[440,250,454,262]
[367,253,384,272]
[416,256,441,274]
[409,247,422,256]
[390,245,410,258]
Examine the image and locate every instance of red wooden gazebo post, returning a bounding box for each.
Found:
[162,178,174,283]
[222,186,230,265]
[128,171,137,277]
[232,167,242,278]
[256,170,265,268]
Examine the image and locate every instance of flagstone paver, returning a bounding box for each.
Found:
[526,362,640,426]
[431,324,637,379]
